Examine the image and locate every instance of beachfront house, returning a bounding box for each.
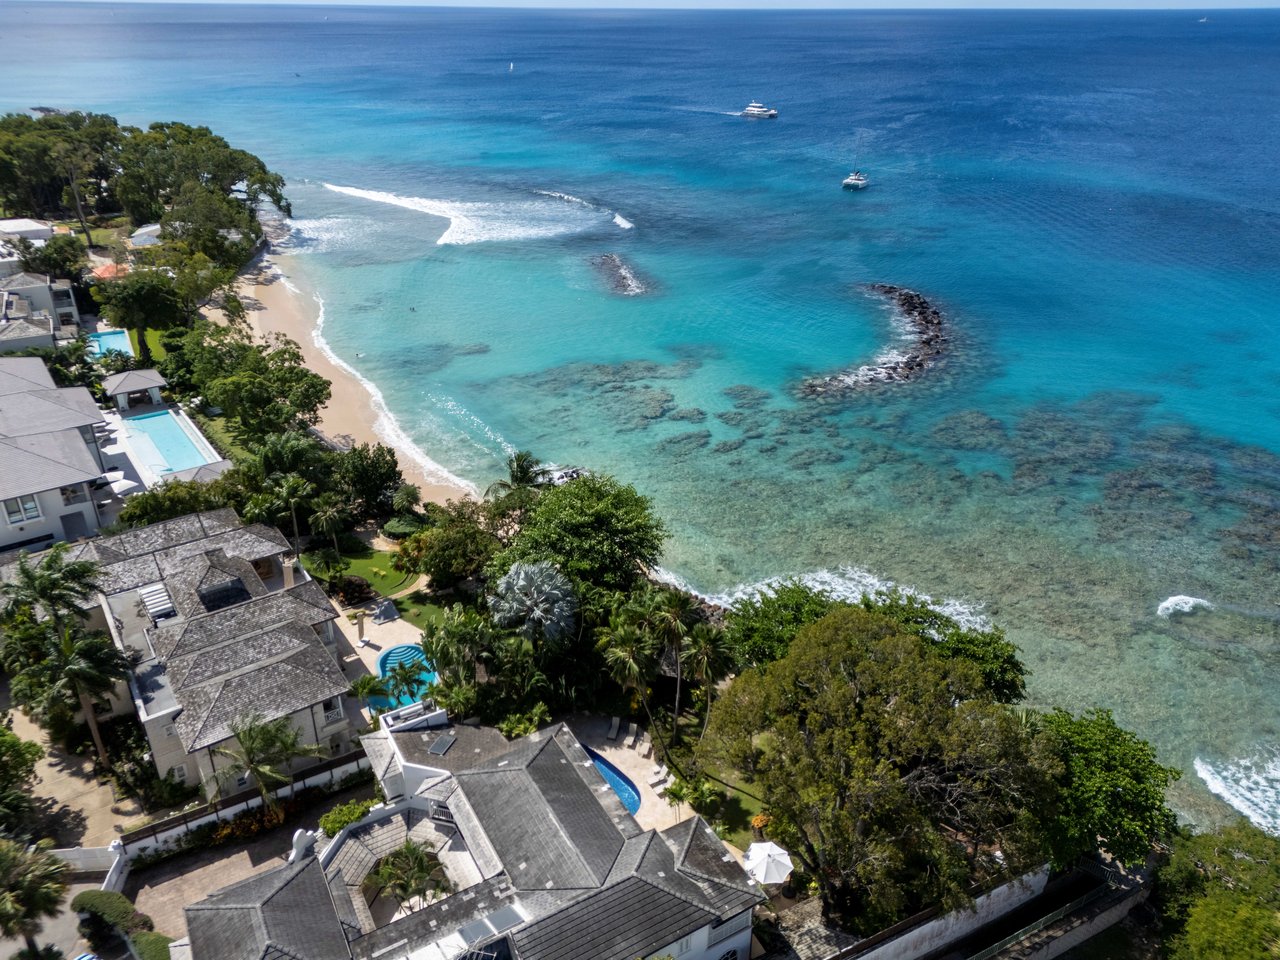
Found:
[0,270,80,327]
[171,722,762,960]
[0,356,107,551]
[1,509,359,795]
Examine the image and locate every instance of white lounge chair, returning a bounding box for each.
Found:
[606,716,621,740]
[637,734,653,759]
[647,764,668,786]
[623,722,639,748]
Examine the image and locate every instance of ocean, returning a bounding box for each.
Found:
[5,2,1279,831]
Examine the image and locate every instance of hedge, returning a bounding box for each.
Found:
[71,889,153,933]
[132,931,176,960]
[319,797,378,837]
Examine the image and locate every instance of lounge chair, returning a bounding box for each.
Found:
[623,722,639,748]
[606,716,621,741]
[647,764,668,786]
[637,734,653,759]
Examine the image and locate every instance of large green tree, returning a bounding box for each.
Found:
[92,269,186,364]
[1033,708,1179,868]
[395,500,501,591]
[0,719,43,835]
[336,443,404,522]
[205,334,330,434]
[488,473,667,591]
[702,606,1048,933]
[0,839,68,956]
[14,234,86,280]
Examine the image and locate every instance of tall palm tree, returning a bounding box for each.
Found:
[29,626,128,770]
[682,623,731,742]
[484,450,551,500]
[243,431,322,487]
[0,543,100,633]
[386,661,426,705]
[0,838,68,956]
[272,473,316,557]
[374,840,449,910]
[213,713,324,812]
[241,490,284,528]
[349,674,389,711]
[597,619,659,732]
[309,494,349,554]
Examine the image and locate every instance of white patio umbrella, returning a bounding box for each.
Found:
[109,477,140,496]
[744,841,793,885]
[102,470,126,483]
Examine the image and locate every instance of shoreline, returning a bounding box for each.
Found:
[223,249,476,507]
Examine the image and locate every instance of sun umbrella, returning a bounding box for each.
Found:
[744,841,793,885]
[109,477,140,496]
[102,470,126,482]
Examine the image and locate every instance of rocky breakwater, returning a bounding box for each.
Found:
[591,253,648,296]
[798,284,947,398]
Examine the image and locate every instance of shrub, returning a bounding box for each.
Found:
[497,702,551,739]
[381,515,426,540]
[132,931,175,960]
[334,575,375,606]
[71,890,151,932]
[319,797,378,837]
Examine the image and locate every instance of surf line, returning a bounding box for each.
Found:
[797,284,947,398]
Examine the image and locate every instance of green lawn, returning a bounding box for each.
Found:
[392,590,447,631]
[126,328,168,361]
[707,768,767,852]
[302,546,415,599]
[190,413,251,461]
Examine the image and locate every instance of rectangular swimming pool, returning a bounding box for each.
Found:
[87,329,134,357]
[124,410,220,479]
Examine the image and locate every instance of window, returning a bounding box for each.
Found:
[322,697,344,725]
[162,723,176,738]
[717,951,740,960]
[4,495,41,525]
[675,936,693,955]
[236,773,250,789]
[171,764,187,782]
[60,486,88,506]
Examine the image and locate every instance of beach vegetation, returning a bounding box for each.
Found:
[395,499,502,591]
[1154,819,1280,960]
[337,442,405,522]
[116,477,231,527]
[92,268,185,365]
[723,580,839,668]
[487,473,667,592]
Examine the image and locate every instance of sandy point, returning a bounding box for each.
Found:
[219,251,475,507]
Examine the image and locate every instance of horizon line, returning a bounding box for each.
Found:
[29,0,1280,9]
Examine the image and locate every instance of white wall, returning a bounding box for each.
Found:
[650,908,753,960]
[0,485,99,551]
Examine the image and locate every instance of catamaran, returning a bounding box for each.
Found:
[742,101,778,119]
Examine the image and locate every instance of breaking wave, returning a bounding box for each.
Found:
[1195,750,1280,835]
[654,563,990,632]
[1157,595,1215,617]
[323,182,612,245]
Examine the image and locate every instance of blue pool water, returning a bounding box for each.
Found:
[124,410,217,475]
[585,747,641,816]
[87,330,133,357]
[371,644,438,710]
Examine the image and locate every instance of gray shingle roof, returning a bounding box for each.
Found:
[0,429,102,498]
[184,856,352,960]
[101,367,168,394]
[0,272,54,291]
[150,581,335,660]
[0,358,103,499]
[0,356,54,394]
[0,317,52,342]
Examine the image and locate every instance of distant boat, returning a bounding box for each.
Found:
[509,62,514,71]
[843,170,869,190]
[742,101,778,119]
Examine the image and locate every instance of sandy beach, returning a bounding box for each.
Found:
[224,251,475,506]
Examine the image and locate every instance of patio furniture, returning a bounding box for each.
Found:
[623,722,639,748]
[637,734,653,758]
[647,764,668,786]
[607,716,621,740]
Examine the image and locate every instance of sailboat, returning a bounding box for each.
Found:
[843,133,869,190]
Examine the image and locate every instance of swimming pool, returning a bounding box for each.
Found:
[123,410,220,479]
[371,644,438,710]
[584,746,641,815]
[87,329,134,357]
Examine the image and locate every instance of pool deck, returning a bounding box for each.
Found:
[566,715,687,833]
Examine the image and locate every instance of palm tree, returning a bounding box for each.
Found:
[484,450,551,500]
[241,490,284,528]
[349,674,389,711]
[682,623,731,742]
[645,588,697,742]
[243,431,322,487]
[308,548,350,588]
[213,713,325,812]
[0,542,100,633]
[309,493,349,554]
[29,625,129,770]
[597,619,659,730]
[0,838,68,956]
[487,561,578,653]
[392,483,422,516]
[374,840,449,910]
[386,661,426,705]
[271,473,316,557]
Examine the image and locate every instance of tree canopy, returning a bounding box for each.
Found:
[488,473,667,591]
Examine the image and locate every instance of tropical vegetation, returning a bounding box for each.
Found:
[0,838,68,957]
[212,713,326,811]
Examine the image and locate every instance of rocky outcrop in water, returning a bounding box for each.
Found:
[798,284,947,398]
[592,253,647,296]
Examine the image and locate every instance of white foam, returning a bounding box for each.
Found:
[323,182,613,246]
[272,271,479,494]
[277,215,378,254]
[653,563,990,632]
[613,213,634,230]
[1157,594,1215,617]
[1195,751,1280,835]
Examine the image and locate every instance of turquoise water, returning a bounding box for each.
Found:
[6,5,1280,831]
[585,746,642,816]
[125,410,217,475]
[372,644,439,711]
[87,329,133,357]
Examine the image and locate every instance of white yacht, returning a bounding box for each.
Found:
[742,101,778,119]
[843,170,869,190]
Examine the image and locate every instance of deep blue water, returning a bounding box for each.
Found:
[585,746,642,815]
[6,4,1279,831]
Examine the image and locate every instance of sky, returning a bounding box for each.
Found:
[32,0,1280,8]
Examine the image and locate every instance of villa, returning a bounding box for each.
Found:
[0,356,108,550]
[172,722,762,960]
[0,270,80,327]
[0,509,359,795]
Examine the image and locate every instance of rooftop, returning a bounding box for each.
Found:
[0,356,104,499]
[101,367,168,395]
